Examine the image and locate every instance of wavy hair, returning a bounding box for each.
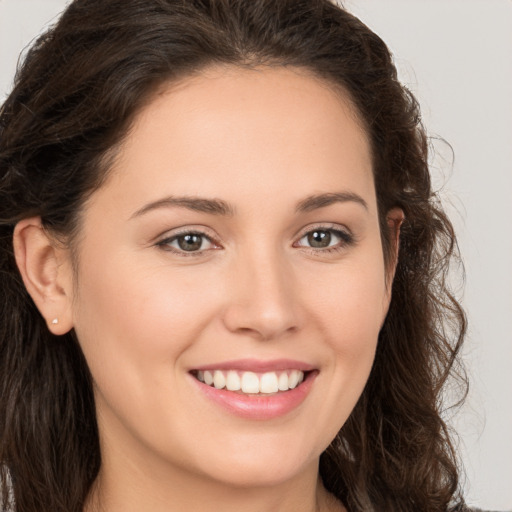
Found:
[0,1,467,511]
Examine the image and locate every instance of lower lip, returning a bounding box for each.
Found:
[191,371,318,420]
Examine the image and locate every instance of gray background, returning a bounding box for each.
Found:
[1,0,511,509]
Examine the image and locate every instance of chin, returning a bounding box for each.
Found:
[188,439,319,489]
[206,462,308,489]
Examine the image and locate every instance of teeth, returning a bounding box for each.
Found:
[225,370,241,391]
[278,372,289,391]
[213,370,226,389]
[241,372,260,393]
[195,369,306,394]
[204,370,213,386]
[288,369,300,389]
[260,372,279,393]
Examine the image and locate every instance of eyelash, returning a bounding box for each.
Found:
[156,229,219,257]
[156,225,354,257]
[294,225,354,255]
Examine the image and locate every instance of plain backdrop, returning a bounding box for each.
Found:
[1,0,511,510]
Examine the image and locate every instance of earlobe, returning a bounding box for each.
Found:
[13,217,74,335]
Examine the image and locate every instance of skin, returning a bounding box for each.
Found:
[14,65,402,512]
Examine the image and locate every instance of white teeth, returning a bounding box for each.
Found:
[278,372,289,391]
[288,370,300,389]
[225,370,241,391]
[260,372,279,394]
[241,371,260,393]
[195,369,306,394]
[213,370,226,389]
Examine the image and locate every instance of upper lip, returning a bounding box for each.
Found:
[190,358,316,373]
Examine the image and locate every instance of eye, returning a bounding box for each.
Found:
[157,231,217,254]
[295,227,353,251]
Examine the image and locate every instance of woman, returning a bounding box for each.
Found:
[0,0,474,511]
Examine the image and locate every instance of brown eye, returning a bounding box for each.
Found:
[307,230,332,248]
[296,227,353,251]
[177,234,204,251]
[158,231,216,254]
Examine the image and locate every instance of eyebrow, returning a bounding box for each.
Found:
[130,196,235,219]
[130,190,368,219]
[295,192,368,213]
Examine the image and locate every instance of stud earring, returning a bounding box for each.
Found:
[51,318,59,325]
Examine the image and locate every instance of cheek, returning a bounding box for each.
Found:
[71,253,222,395]
[310,254,388,346]
[304,252,388,426]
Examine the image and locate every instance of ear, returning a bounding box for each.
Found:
[13,217,74,335]
[385,207,405,285]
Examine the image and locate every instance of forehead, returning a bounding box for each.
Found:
[89,65,375,219]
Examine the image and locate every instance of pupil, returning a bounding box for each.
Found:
[178,234,202,251]
[308,230,331,248]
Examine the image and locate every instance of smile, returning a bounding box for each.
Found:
[189,361,317,420]
[194,369,305,394]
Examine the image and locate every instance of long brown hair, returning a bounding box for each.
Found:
[0,1,467,510]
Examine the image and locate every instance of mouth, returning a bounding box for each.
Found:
[190,369,310,395]
[189,361,318,420]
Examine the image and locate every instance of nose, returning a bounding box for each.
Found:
[222,249,301,341]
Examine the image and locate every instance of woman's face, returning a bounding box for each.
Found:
[69,66,393,487]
